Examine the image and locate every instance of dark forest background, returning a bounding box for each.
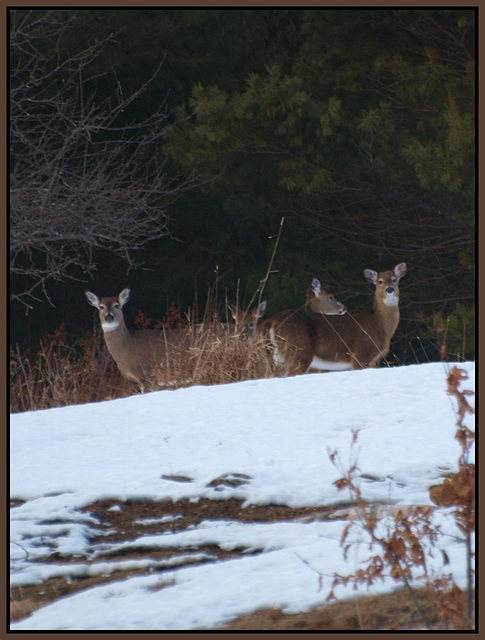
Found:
[10,9,475,364]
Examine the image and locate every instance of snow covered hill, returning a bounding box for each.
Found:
[10,362,475,631]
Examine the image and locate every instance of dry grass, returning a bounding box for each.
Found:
[148,325,275,391]
[10,318,276,413]
[214,586,449,631]
[10,325,134,413]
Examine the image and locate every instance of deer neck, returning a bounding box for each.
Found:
[101,319,132,359]
[371,295,400,340]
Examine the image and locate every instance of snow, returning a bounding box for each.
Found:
[10,362,475,631]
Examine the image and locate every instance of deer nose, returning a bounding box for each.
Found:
[386,286,394,294]
[105,313,114,322]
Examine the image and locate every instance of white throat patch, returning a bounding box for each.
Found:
[383,294,399,307]
[102,322,120,332]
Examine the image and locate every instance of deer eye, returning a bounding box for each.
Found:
[378,279,383,285]
[99,304,105,310]
[113,304,119,308]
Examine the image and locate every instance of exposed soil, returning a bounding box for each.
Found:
[9,497,465,630]
[213,588,439,631]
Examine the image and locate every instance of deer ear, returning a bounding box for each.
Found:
[394,263,407,278]
[258,301,267,317]
[363,269,377,284]
[227,303,238,319]
[119,288,131,306]
[310,278,321,294]
[85,291,100,308]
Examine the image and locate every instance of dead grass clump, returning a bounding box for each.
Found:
[216,587,442,631]
[10,317,276,412]
[188,329,274,387]
[145,324,276,391]
[10,325,133,413]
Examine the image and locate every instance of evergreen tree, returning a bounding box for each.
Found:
[165,9,475,361]
[10,9,475,363]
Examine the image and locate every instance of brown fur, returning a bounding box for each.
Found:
[263,264,407,375]
[86,289,265,391]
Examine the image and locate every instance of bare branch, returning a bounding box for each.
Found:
[10,9,200,306]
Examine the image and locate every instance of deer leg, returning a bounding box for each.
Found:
[350,356,367,370]
[286,349,314,376]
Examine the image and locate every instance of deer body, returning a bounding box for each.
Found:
[86,288,267,391]
[100,322,189,387]
[86,288,194,390]
[257,278,346,371]
[265,264,406,375]
[259,278,346,334]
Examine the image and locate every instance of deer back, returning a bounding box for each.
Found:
[266,263,406,373]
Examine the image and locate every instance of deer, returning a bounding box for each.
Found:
[263,263,407,375]
[245,278,347,371]
[228,279,346,343]
[304,278,347,315]
[85,288,266,392]
[227,300,267,341]
[256,278,347,335]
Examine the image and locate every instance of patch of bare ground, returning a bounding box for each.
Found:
[8,497,451,630]
[210,588,439,631]
[82,497,337,542]
[9,497,336,624]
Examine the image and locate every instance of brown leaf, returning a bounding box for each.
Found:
[325,589,336,603]
[429,479,458,506]
[390,535,406,558]
[334,478,350,491]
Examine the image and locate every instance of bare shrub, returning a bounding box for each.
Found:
[326,366,475,630]
[10,326,132,413]
[10,9,200,309]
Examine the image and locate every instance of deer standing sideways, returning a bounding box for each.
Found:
[85,288,266,392]
[227,278,345,341]
[304,278,347,315]
[264,263,407,375]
